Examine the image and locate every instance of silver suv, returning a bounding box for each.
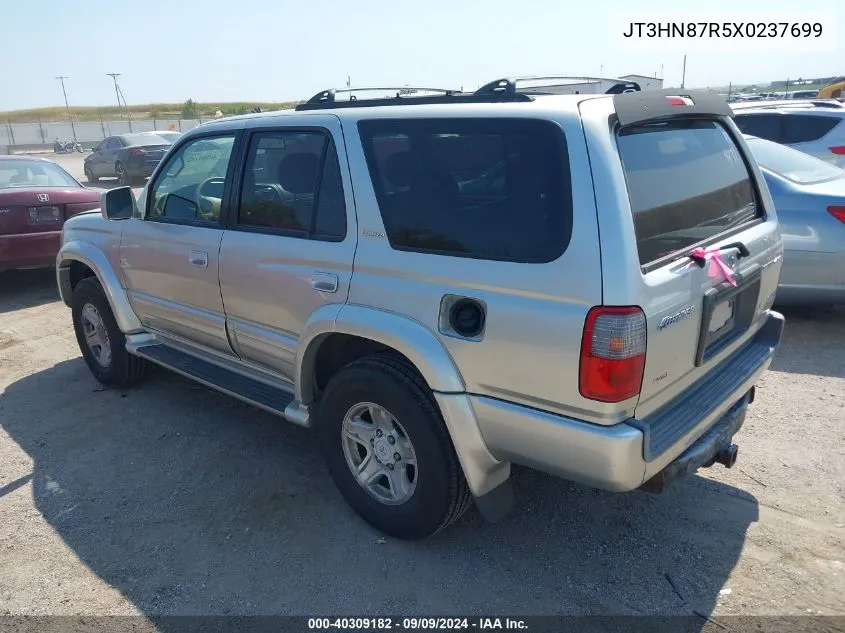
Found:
[731,99,845,168]
[57,79,785,539]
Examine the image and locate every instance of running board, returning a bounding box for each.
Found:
[132,343,308,426]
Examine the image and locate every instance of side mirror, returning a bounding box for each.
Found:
[101,187,137,221]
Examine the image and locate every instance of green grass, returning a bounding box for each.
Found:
[0,101,301,123]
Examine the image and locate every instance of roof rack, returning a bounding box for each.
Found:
[475,76,642,96]
[732,99,844,110]
[295,86,517,111]
[295,76,640,111]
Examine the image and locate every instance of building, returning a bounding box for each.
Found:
[619,74,664,90]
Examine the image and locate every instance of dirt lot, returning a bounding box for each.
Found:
[0,153,843,620]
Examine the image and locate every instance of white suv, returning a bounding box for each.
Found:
[731,100,845,168]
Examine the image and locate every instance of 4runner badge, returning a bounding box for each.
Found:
[361,230,386,238]
[657,306,694,330]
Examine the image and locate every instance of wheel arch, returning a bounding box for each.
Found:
[56,242,143,333]
[295,304,509,499]
[295,304,466,406]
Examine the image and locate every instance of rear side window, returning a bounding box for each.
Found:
[358,118,572,263]
[617,120,759,266]
[733,113,782,142]
[238,131,347,241]
[780,114,841,144]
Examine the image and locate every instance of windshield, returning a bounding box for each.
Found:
[147,132,180,143]
[122,134,172,146]
[746,137,844,184]
[0,160,79,189]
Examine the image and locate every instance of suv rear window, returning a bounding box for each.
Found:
[781,114,841,143]
[358,118,572,263]
[617,120,759,266]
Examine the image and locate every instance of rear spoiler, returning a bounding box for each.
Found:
[613,89,733,127]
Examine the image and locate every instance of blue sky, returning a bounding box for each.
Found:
[1,0,842,111]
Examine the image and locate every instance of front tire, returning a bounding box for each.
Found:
[84,165,98,183]
[72,277,148,387]
[318,354,471,540]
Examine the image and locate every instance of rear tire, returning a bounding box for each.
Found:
[318,354,471,540]
[72,277,148,388]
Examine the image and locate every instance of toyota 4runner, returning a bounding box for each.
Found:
[57,79,785,539]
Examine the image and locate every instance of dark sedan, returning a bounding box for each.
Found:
[0,156,100,271]
[84,133,172,186]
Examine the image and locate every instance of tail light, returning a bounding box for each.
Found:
[665,95,694,106]
[579,306,647,403]
[130,148,143,156]
[830,146,845,155]
[828,206,845,223]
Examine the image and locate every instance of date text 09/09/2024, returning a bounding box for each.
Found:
[308,618,528,630]
[622,22,822,38]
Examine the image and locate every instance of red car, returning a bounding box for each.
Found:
[0,155,101,272]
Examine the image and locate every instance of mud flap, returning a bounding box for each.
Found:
[474,477,514,523]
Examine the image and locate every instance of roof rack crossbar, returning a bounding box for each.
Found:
[475,75,642,96]
[302,86,461,106]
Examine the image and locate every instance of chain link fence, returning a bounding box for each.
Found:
[1,118,206,152]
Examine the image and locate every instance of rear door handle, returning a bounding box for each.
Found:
[311,272,338,293]
[189,251,208,267]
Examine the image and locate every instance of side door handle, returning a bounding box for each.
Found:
[311,272,338,293]
[189,250,208,267]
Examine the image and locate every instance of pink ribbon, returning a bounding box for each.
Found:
[690,247,737,287]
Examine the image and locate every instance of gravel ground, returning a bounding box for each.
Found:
[0,153,843,620]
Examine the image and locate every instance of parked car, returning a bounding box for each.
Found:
[744,135,845,305]
[56,83,785,539]
[732,100,845,167]
[0,156,100,272]
[785,90,820,100]
[84,133,172,186]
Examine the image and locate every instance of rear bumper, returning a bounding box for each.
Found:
[473,311,784,492]
[777,250,845,305]
[0,231,61,271]
[125,159,161,178]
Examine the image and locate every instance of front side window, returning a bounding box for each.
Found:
[238,131,347,240]
[617,119,759,266]
[358,118,572,263]
[148,134,236,223]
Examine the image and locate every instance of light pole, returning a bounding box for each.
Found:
[55,75,77,142]
[107,73,132,132]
